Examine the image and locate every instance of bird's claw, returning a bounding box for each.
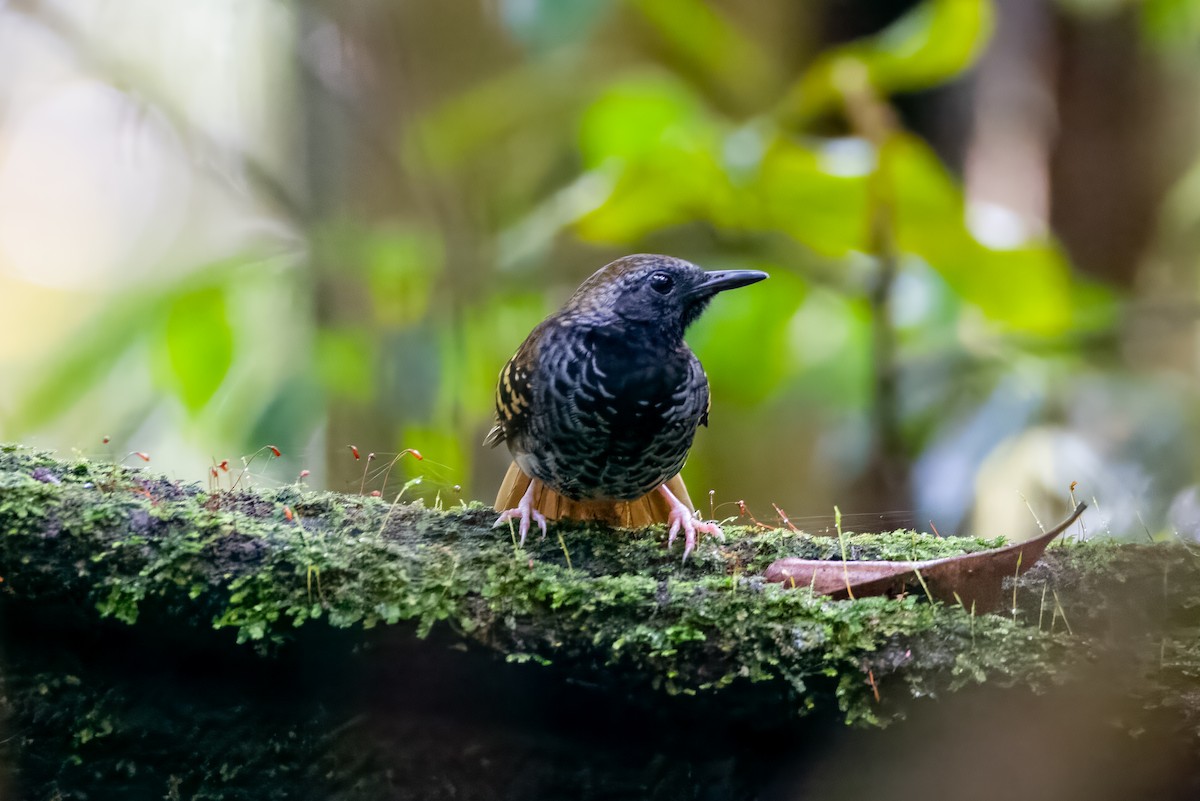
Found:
[667,514,723,562]
[492,481,547,546]
[659,484,723,561]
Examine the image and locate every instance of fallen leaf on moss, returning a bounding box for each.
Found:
[765,503,1087,611]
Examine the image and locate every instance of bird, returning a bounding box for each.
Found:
[485,254,767,559]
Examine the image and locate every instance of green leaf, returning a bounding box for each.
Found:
[410,62,584,170]
[626,0,775,106]
[1140,0,1200,50]
[689,268,807,405]
[886,135,1072,334]
[7,297,166,434]
[451,293,548,418]
[8,258,248,434]
[786,289,874,409]
[574,76,731,243]
[757,136,872,257]
[578,75,717,169]
[364,227,444,327]
[246,374,326,458]
[164,286,234,412]
[778,0,995,125]
[315,329,374,402]
[398,424,466,499]
[575,155,731,243]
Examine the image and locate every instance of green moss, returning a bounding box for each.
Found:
[2,445,1198,730]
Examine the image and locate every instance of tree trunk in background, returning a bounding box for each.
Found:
[964,0,1057,241]
[968,2,1200,379]
[1049,8,1175,290]
[297,2,506,492]
[297,2,387,491]
[1047,7,1200,378]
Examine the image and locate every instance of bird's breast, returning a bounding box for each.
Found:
[511,326,709,501]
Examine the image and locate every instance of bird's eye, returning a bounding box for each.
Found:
[648,272,674,294]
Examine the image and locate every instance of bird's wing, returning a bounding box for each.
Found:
[486,342,538,448]
[666,354,709,432]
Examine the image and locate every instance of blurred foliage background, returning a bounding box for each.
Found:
[3,0,1200,539]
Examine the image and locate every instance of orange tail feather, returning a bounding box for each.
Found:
[493,462,696,528]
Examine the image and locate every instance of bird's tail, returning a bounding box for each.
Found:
[493,462,696,528]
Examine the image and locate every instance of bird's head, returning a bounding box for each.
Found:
[563,254,768,335]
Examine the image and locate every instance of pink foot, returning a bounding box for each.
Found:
[493,480,547,546]
[658,484,723,561]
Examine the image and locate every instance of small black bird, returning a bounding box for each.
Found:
[486,254,767,559]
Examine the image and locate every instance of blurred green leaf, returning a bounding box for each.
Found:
[163,287,234,412]
[247,374,326,462]
[777,0,994,125]
[578,76,715,168]
[316,329,374,402]
[400,424,468,496]
[757,136,872,256]
[9,302,162,434]
[447,292,549,419]
[689,268,806,405]
[1066,278,1120,335]
[627,0,776,107]
[410,60,584,171]
[1140,0,1200,50]
[787,293,875,409]
[886,135,1072,334]
[575,76,732,242]
[575,155,731,242]
[580,123,1072,333]
[575,83,1072,334]
[9,259,248,433]
[365,227,444,327]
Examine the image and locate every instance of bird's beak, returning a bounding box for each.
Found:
[689,269,769,297]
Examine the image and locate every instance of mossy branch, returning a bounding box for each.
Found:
[2,445,1198,728]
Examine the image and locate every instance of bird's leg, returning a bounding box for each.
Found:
[492,478,548,546]
[658,483,723,561]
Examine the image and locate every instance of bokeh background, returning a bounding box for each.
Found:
[2,0,1199,540]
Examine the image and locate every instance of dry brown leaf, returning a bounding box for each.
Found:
[764,503,1087,610]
